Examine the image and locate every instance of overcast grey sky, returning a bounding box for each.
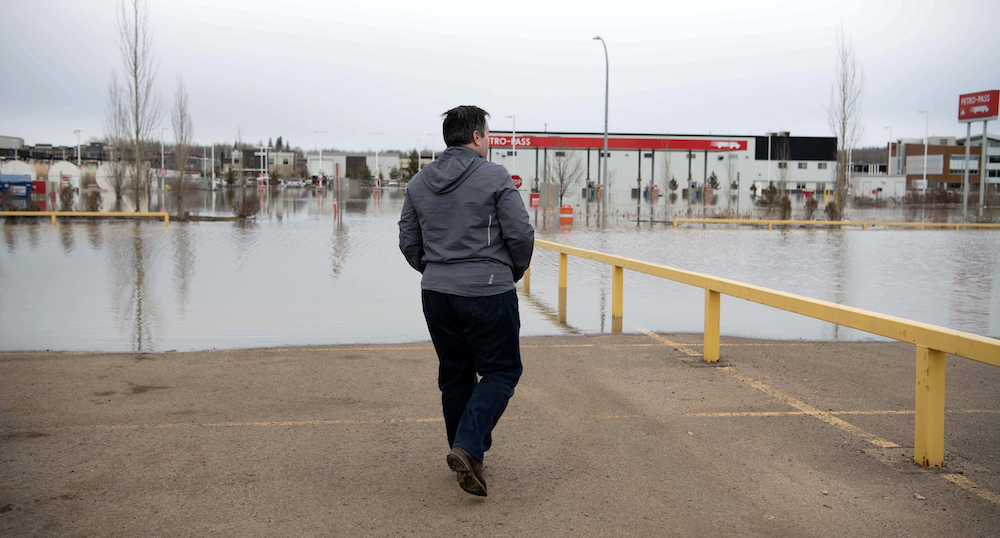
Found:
[1,0,998,152]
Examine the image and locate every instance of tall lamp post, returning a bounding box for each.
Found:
[884,126,892,175]
[315,130,327,185]
[160,127,167,191]
[918,110,929,194]
[371,132,383,185]
[427,133,437,163]
[505,115,516,181]
[73,129,82,169]
[593,36,609,228]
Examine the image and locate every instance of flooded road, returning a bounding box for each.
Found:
[1,186,998,352]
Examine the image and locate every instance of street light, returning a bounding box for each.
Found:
[505,115,516,181]
[315,130,327,184]
[160,127,167,191]
[73,129,82,168]
[427,133,437,162]
[918,110,929,194]
[884,126,892,175]
[593,36,609,228]
[371,132,383,185]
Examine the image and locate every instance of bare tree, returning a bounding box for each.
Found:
[104,71,128,206]
[659,151,673,192]
[724,152,738,206]
[171,75,192,215]
[116,0,161,211]
[605,168,617,191]
[827,28,865,220]
[548,150,584,205]
[776,135,791,195]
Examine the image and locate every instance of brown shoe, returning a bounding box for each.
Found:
[446,447,487,497]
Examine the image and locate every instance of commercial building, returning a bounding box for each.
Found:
[305,152,401,182]
[487,131,838,195]
[230,148,297,180]
[890,134,1000,191]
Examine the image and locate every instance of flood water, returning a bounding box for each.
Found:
[2,185,998,352]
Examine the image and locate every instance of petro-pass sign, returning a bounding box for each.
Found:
[958,90,999,122]
[487,135,748,151]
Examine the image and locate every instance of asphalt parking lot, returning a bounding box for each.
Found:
[2,333,998,537]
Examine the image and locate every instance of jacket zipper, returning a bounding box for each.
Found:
[487,215,492,246]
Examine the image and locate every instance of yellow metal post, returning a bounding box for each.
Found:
[51,214,56,226]
[914,346,946,468]
[558,288,567,324]
[559,253,568,289]
[164,213,169,228]
[612,265,623,333]
[704,289,721,362]
[523,265,531,294]
[558,253,568,323]
[767,222,772,231]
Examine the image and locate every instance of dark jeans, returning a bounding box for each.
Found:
[422,289,523,465]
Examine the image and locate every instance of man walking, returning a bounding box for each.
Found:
[399,106,534,497]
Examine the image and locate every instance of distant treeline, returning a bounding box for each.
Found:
[850,146,888,164]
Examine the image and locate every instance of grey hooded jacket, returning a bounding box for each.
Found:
[398,145,534,297]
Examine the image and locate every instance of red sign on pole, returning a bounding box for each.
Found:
[512,175,522,188]
[529,193,540,208]
[958,90,999,122]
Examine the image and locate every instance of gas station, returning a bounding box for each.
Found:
[486,131,838,197]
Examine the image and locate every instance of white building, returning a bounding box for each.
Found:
[306,152,401,182]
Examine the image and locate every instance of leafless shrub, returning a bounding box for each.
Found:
[1,193,38,211]
[232,190,259,218]
[824,201,839,221]
[59,187,75,212]
[81,190,103,212]
[804,197,819,220]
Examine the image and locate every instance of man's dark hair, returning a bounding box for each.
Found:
[441,106,490,147]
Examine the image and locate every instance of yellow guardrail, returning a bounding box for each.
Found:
[527,238,1000,468]
[674,218,1000,230]
[0,211,169,228]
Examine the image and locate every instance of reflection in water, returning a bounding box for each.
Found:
[173,223,195,315]
[519,289,579,334]
[59,223,75,254]
[329,225,351,281]
[232,220,256,274]
[109,222,158,352]
[86,222,103,250]
[949,237,994,335]
[26,223,39,249]
[3,224,14,253]
[826,231,849,340]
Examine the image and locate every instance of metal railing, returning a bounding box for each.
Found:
[674,218,1000,231]
[527,239,1000,468]
[0,211,169,227]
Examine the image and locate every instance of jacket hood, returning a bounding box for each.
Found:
[419,145,485,194]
